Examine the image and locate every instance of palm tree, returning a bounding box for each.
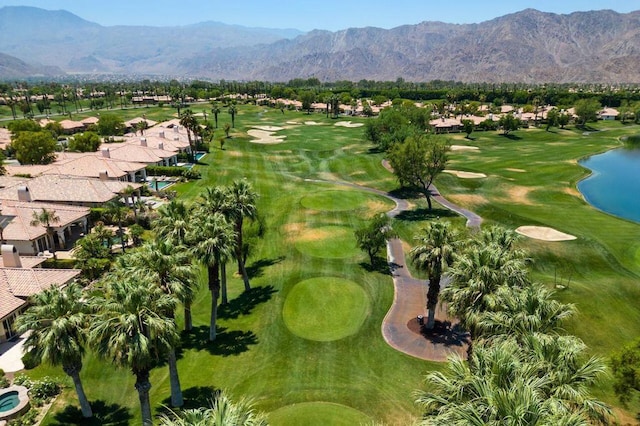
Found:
[475,285,575,341]
[124,240,197,407]
[30,208,61,259]
[105,200,128,253]
[17,283,93,418]
[158,391,267,425]
[154,199,191,246]
[90,276,178,425]
[211,103,221,128]
[180,109,198,160]
[410,221,459,329]
[227,180,258,292]
[188,211,236,341]
[441,244,529,335]
[228,104,237,128]
[416,339,609,425]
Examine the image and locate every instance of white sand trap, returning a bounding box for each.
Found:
[516,226,577,242]
[286,121,299,125]
[252,125,284,132]
[506,168,526,172]
[444,170,487,179]
[451,145,479,151]
[304,121,322,125]
[248,129,286,144]
[334,121,364,128]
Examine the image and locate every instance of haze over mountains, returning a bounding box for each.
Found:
[1,6,639,83]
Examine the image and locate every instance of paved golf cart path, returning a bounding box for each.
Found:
[305,160,481,361]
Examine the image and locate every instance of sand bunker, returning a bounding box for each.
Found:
[505,168,526,173]
[444,170,487,179]
[304,121,322,125]
[252,125,284,132]
[451,145,480,152]
[248,128,286,144]
[285,121,299,125]
[334,121,364,128]
[516,226,577,242]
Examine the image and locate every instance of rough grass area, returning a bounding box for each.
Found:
[268,401,373,425]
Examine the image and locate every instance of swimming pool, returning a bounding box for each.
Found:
[147,180,175,190]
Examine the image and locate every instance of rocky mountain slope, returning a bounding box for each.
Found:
[1,6,639,83]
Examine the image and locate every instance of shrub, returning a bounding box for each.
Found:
[29,376,62,401]
[7,408,38,425]
[182,168,201,180]
[21,350,40,370]
[0,369,8,388]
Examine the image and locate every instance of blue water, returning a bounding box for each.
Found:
[147,180,174,190]
[0,391,19,411]
[195,152,206,161]
[578,147,640,223]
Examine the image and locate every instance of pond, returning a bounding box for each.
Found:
[578,147,640,223]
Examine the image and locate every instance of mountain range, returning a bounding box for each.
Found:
[1,6,639,83]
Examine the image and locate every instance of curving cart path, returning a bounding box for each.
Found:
[306,161,481,361]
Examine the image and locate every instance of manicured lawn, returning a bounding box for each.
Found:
[25,106,640,423]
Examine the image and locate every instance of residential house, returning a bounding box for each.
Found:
[599,108,619,120]
[0,244,80,343]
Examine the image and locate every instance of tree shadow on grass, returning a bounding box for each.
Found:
[157,386,221,417]
[181,325,257,356]
[49,399,132,425]
[388,187,423,200]
[395,207,457,222]
[245,256,285,279]
[500,133,522,140]
[218,285,276,319]
[359,256,392,275]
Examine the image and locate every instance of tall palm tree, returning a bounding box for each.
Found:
[30,208,61,259]
[154,199,191,246]
[90,276,178,426]
[410,221,460,329]
[180,109,198,160]
[105,200,128,253]
[158,392,267,426]
[228,104,237,128]
[17,283,93,418]
[123,240,198,407]
[211,103,221,128]
[188,211,236,341]
[227,180,258,292]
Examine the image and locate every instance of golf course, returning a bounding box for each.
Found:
[25,103,640,424]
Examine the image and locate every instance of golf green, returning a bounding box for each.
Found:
[269,402,373,425]
[295,226,360,259]
[282,277,370,341]
[300,190,373,211]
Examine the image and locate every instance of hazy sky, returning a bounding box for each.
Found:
[1,0,639,31]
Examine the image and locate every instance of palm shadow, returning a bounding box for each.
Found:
[49,399,132,425]
[395,207,457,222]
[500,133,522,140]
[218,285,276,319]
[181,325,257,356]
[407,318,470,347]
[245,256,285,279]
[157,386,221,417]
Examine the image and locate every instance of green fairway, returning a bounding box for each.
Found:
[25,104,640,424]
[294,226,360,259]
[282,277,370,341]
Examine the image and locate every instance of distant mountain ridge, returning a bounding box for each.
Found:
[1,6,639,83]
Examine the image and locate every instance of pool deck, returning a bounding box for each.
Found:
[0,332,28,373]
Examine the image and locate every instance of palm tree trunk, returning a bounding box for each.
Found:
[426,275,441,329]
[64,365,93,418]
[221,262,228,305]
[208,262,220,341]
[184,303,192,331]
[235,220,251,291]
[167,348,183,407]
[134,370,153,426]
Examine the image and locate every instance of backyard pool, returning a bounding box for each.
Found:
[147,180,175,191]
[195,151,207,161]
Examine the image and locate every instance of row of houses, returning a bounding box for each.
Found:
[0,118,196,343]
